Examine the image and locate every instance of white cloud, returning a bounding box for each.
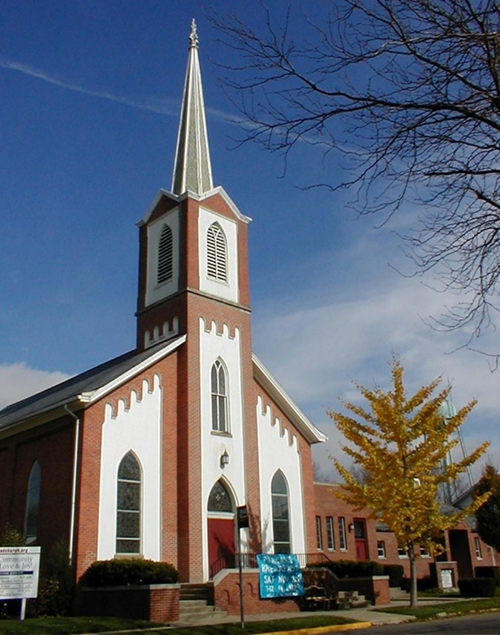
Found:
[253,229,500,480]
[0,363,70,410]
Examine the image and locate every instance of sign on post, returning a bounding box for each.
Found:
[257,553,304,599]
[0,547,41,620]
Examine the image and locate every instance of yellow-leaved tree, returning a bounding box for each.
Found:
[328,358,490,607]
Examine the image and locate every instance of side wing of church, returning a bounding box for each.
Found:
[0,21,326,589]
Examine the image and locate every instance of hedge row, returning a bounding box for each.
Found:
[458,577,496,598]
[475,566,500,587]
[81,558,179,587]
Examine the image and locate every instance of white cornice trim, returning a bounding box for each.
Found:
[138,189,179,226]
[252,353,327,445]
[82,335,186,404]
[200,186,252,224]
[138,187,252,226]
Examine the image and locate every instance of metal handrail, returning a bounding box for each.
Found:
[209,551,332,579]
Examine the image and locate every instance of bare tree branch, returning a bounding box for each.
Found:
[211,0,500,360]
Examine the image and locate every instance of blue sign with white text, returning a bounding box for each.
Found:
[257,554,304,599]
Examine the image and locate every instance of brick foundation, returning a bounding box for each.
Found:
[75,584,180,623]
[214,570,300,615]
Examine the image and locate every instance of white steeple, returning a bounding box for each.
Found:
[171,19,214,196]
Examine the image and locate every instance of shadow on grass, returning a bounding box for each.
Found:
[0,613,357,635]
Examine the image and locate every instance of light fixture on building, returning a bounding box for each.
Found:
[348,523,355,533]
[220,450,229,468]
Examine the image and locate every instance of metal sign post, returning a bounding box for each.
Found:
[237,505,249,629]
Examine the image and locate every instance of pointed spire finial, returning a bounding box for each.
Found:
[171,21,213,196]
[189,19,199,48]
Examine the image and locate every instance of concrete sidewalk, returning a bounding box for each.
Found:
[176,604,415,631]
[176,594,468,631]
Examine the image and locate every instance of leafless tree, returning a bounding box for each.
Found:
[213,0,500,360]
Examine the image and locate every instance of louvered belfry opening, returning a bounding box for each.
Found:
[207,222,227,282]
[157,224,173,284]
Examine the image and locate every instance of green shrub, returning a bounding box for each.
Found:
[475,566,500,587]
[29,540,75,617]
[458,577,496,598]
[81,558,179,587]
[383,564,404,587]
[313,559,384,578]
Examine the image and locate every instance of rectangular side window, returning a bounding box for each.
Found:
[315,516,323,551]
[377,540,386,559]
[326,516,335,551]
[338,517,347,551]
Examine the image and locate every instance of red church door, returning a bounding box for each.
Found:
[208,517,235,577]
[354,519,369,560]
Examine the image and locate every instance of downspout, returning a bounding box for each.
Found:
[65,404,81,566]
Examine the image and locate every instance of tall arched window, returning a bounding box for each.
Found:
[271,471,290,554]
[157,224,173,284]
[207,222,227,282]
[211,359,228,433]
[116,452,141,555]
[24,461,41,545]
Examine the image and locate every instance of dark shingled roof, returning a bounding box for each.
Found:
[0,337,184,431]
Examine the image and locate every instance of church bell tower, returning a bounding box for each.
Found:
[135,21,259,583]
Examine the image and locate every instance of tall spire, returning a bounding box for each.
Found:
[171,19,213,196]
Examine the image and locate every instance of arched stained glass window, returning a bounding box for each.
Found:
[271,471,290,554]
[207,222,227,282]
[157,224,173,284]
[208,480,233,513]
[211,360,228,433]
[116,452,141,555]
[24,461,41,545]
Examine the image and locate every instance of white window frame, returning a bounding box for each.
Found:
[211,359,229,433]
[338,517,347,551]
[116,452,142,555]
[377,540,386,559]
[326,516,335,551]
[474,537,483,560]
[316,516,323,551]
[207,222,227,282]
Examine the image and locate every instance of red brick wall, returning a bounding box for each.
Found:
[76,584,179,623]
[0,416,75,572]
[314,482,498,581]
[74,353,181,582]
[214,571,300,615]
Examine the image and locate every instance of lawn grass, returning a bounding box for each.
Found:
[0,613,357,635]
[374,595,500,621]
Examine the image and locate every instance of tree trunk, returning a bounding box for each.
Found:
[408,546,418,608]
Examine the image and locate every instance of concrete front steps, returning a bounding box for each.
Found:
[177,583,227,625]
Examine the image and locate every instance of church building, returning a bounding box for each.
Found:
[0,20,326,590]
[1,24,495,620]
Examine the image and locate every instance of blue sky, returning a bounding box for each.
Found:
[1,1,498,479]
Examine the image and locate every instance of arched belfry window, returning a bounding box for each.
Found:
[208,480,233,513]
[211,359,228,433]
[207,222,227,282]
[271,471,291,554]
[157,224,173,284]
[116,452,141,555]
[24,461,41,545]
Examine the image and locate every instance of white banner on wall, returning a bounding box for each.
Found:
[0,546,41,600]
